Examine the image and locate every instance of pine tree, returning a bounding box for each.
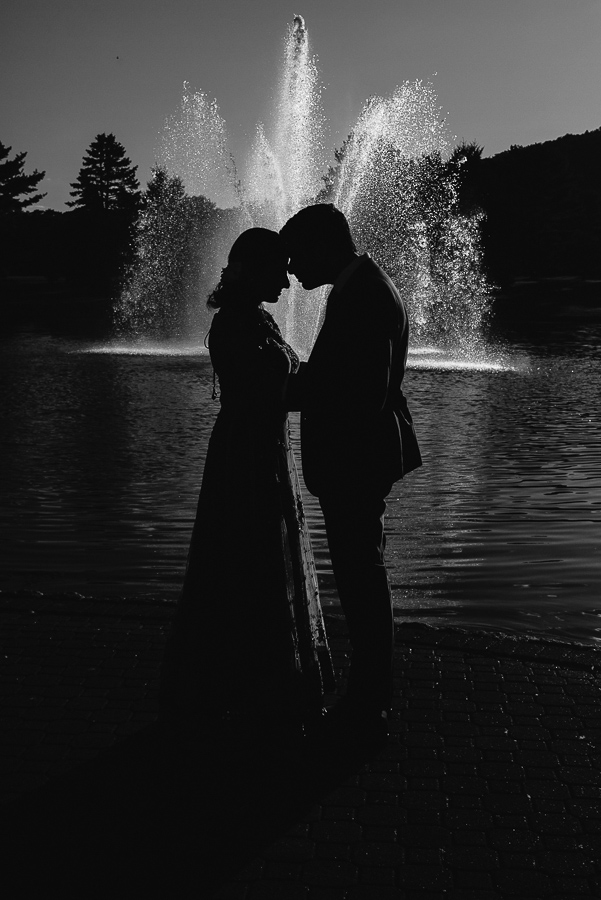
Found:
[68,133,141,211]
[0,141,46,213]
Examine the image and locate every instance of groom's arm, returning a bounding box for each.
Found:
[322,282,397,418]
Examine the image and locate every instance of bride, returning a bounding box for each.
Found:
[160,227,334,737]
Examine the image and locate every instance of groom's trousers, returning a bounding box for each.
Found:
[319,486,394,710]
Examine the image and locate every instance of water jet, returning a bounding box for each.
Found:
[116,15,492,362]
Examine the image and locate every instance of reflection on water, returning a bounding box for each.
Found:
[408,346,520,372]
[1,314,600,644]
[85,341,517,371]
[84,342,208,357]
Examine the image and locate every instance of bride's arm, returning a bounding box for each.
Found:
[260,338,292,405]
[209,317,291,412]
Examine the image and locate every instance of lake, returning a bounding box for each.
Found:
[1,305,600,644]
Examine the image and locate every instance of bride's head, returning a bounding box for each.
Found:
[207,228,290,310]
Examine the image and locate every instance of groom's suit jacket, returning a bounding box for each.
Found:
[289,255,422,497]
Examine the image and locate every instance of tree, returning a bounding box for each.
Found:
[450,140,484,166]
[315,134,352,203]
[140,165,186,209]
[117,167,220,337]
[448,141,484,215]
[117,167,192,335]
[68,133,141,211]
[0,140,46,213]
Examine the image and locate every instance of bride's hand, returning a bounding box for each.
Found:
[262,338,292,376]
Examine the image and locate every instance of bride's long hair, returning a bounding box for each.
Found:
[207,227,286,310]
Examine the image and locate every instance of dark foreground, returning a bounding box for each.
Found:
[2,593,601,898]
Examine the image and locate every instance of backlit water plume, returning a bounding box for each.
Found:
[116,15,492,361]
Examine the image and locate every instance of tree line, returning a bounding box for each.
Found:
[0,134,220,300]
[0,132,141,214]
[449,129,601,286]
[0,134,143,294]
[315,127,601,288]
[1,126,600,297]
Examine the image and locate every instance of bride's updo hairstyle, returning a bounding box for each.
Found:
[207,227,287,309]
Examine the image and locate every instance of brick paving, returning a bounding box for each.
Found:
[0,591,169,805]
[2,590,601,898]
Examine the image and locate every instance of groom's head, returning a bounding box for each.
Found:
[280,204,357,290]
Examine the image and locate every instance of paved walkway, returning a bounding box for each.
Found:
[2,590,601,898]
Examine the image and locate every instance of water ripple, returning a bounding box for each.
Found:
[2,320,601,644]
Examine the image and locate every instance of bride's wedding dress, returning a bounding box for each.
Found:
[161,303,334,729]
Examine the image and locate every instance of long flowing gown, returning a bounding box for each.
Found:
[160,303,335,728]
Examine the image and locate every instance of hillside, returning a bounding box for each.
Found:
[475,127,601,285]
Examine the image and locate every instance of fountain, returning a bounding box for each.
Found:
[115,15,492,363]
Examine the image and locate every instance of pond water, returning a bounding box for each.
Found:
[1,309,600,644]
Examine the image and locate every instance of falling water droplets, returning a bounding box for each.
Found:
[331,82,491,356]
[160,84,240,209]
[115,17,492,362]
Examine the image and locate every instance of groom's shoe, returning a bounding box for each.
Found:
[317,696,389,748]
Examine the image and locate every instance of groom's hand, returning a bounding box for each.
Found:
[284,361,306,411]
[262,338,292,377]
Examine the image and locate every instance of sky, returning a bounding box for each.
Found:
[2,0,600,211]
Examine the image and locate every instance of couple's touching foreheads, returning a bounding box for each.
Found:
[160,203,422,749]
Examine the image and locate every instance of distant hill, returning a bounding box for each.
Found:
[474,127,601,285]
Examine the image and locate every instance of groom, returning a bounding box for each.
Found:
[281,204,422,742]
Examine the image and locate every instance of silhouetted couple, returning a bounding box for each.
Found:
[160,204,421,747]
